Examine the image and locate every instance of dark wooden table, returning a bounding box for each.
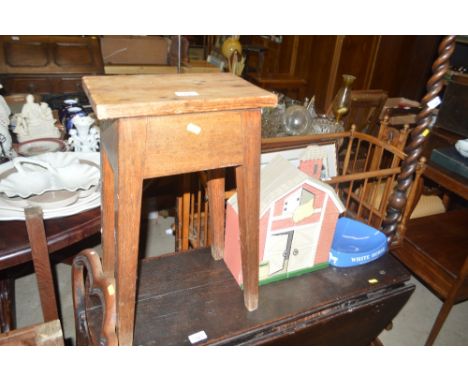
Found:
[85,247,414,345]
[0,207,101,332]
[393,209,468,299]
[422,126,468,199]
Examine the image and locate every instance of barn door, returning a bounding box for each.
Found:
[264,231,294,275]
[287,224,320,273]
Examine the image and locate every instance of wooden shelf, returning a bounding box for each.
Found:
[87,247,413,345]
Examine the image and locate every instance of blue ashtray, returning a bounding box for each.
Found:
[329,217,387,268]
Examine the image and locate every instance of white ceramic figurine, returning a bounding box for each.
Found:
[15,94,61,142]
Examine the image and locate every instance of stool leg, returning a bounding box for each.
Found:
[179,174,191,252]
[107,119,146,346]
[235,110,261,311]
[207,168,226,260]
[101,148,116,277]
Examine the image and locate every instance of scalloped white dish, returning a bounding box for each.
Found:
[0,152,100,198]
[17,138,67,157]
[0,188,101,220]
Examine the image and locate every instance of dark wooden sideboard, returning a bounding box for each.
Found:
[0,35,104,95]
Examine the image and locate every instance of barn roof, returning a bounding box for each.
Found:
[228,155,345,216]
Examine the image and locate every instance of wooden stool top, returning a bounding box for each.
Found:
[83,73,277,120]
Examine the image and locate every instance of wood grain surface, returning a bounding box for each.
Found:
[85,247,413,345]
[24,207,59,323]
[82,73,277,120]
[0,319,63,346]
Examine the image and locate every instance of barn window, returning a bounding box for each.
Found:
[300,188,315,207]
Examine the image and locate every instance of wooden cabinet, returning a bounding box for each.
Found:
[0,35,104,95]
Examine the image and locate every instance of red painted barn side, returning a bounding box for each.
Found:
[224,202,270,285]
[314,197,341,264]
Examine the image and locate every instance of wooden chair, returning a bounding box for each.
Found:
[342,90,388,135]
[0,207,63,345]
[72,249,118,346]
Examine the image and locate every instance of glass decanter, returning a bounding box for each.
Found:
[331,74,356,122]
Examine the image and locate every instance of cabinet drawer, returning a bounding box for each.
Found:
[59,77,83,93]
[1,77,53,94]
[143,111,245,177]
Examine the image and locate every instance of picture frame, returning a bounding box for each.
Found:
[260,141,338,180]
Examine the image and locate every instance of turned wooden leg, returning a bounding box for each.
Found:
[235,110,261,311]
[207,168,226,260]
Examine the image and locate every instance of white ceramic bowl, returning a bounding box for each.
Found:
[455,139,468,158]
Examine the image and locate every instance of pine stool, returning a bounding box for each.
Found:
[82,73,276,345]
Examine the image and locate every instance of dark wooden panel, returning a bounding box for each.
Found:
[53,42,94,67]
[369,36,408,97]
[255,286,414,345]
[243,36,294,75]
[86,247,412,345]
[0,35,104,75]
[297,35,338,113]
[398,35,440,100]
[242,35,440,111]
[371,36,440,100]
[335,36,380,93]
[58,77,84,93]
[3,40,49,67]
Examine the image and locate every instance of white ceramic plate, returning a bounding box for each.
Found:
[0,189,79,209]
[17,138,67,157]
[0,152,101,220]
[0,152,100,198]
[0,191,101,220]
